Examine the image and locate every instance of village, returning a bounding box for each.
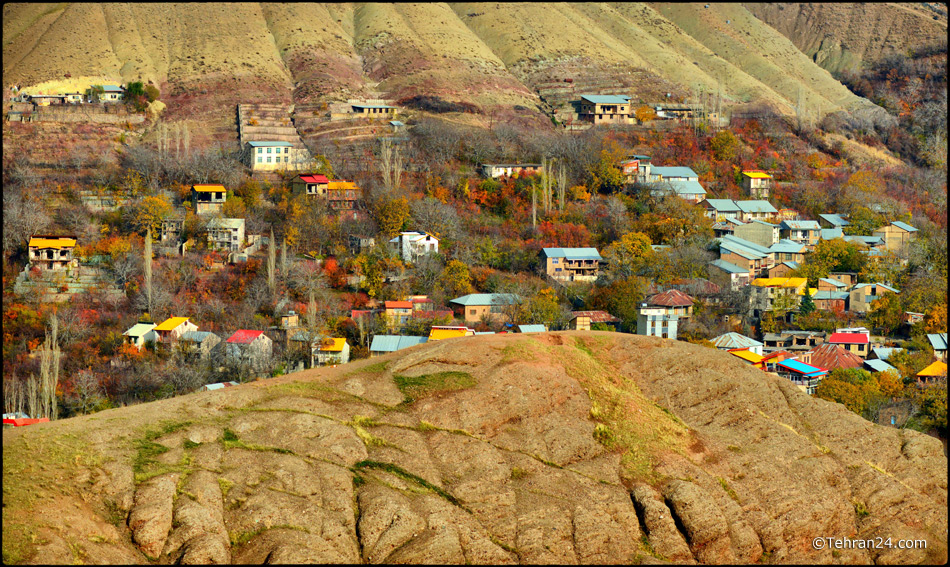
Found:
[3,82,946,437]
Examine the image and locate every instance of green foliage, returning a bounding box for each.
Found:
[587,143,626,194]
[393,371,476,403]
[438,259,474,297]
[710,130,740,161]
[799,286,816,315]
[589,275,647,332]
[914,384,948,435]
[867,293,903,335]
[144,84,159,102]
[603,231,653,278]
[843,206,884,236]
[352,460,467,509]
[374,197,410,239]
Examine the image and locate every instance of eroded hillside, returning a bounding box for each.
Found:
[3,3,889,126]
[3,332,946,564]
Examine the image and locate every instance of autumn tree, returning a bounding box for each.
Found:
[374,197,410,239]
[602,231,653,279]
[710,130,740,161]
[586,142,626,194]
[589,275,648,332]
[635,106,657,123]
[438,259,474,298]
[867,293,903,335]
[124,195,173,237]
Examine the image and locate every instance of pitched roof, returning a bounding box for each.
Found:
[917,360,947,377]
[742,170,772,179]
[385,301,413,309]
[735,200,777,213]
[580,94,630,104]
[518,324,547,333]
[180,331,218,343]
[370,335,428,352]
[708,259,749,274]
[226,330,265,344]
[780,220,821,230]
[428,327,474,341]
[317,337,348,352]
[542,247,603,261]
[123,323,156,337]
[207,217,244,230]
[449,293,520,306]
[871,347,901,361]
[819,214,850,227]
[927,333,948,351]
[192,184,226,192]
[729,349,765,363]
[653,178,706,196]
[721,234,772,255]
[890,221,917,232]
[777,358,828,377]
[712,332,762,350]
[570,310,621,323]
[828,332,869,345]
[703,199,740,212]
[864,359,897,374]
[298,174,329,184]
[820,228,844,240]
[247,140,293,147]
[651,166,699,179]
[819,277,847,289]
[647,289,695,307]
[813,290,849,301]
[155,317,191,331]
[752,277,807,290]
[806,343,864,371]
[769,240,807,254]
[29,236,76,249]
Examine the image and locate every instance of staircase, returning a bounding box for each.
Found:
[13,265,124,303]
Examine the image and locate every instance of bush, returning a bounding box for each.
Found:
[397,95,481,114]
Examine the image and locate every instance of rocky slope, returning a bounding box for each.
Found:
[3,332,946,564]
[3,3,895,126]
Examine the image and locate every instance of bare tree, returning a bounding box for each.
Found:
[38,313,61,420]
[3,190,51,255]
[379,137,404,194]
[65,370,105,416]
[267,228,277,295]
[144,227,153,315]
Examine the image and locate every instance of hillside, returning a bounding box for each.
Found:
[745,3,948,75]
[2,3,898,130]
[3,332,946,564]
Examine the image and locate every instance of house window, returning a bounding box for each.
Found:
[284,147,289,154]
[257,148,262,154]
[267,157,271,163]
[469,309,476,316]
[267,147,272,154]
[284,157,288,163]
[257,156,262,163]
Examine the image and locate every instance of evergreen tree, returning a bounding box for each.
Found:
[799,286,816,315]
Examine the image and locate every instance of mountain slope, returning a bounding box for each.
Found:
[3,332,946,564]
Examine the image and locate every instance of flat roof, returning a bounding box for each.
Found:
[247,141,293,147]
[580,94,630,104]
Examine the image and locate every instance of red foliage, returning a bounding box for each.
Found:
[536,221,592,248]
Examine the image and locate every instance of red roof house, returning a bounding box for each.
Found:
[646,289,695,318]
[569,310,621,330]
[827,332,870,358]
[800,343,864,372]
[227,330,265,344]
[225,330,273,369]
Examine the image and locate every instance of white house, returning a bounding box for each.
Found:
[122,323,157,350]
[206,217,245,252]
[245,141,311,172]
[225,330,273,369]
[389,231,439,262]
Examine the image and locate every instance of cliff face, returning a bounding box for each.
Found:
[3,3,899,124]
[3,332,946,564]
[744,3,948,75]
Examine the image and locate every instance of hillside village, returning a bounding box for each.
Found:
[2,73,947,442]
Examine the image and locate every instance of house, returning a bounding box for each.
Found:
[619,155,652,183]
[700,199,741,221]
[97,85,124,102]
[648,165,701,185]
[817,278,848,292]
[870,347,902,362]
[122,323,157,351]
[776,208,800,222]
[749,277,810,316]
[291,174,329,196]
[798,343,864,372]
[246,141,310,171]
[384,301,413,329]
[733,220,779,247]
[225,330,273,368]
[708,259,751,292]
[636,305,678,339]
[904,311,925,326]
[828,272,858,287]
[761,350,796,372]
[351,103,396,117]
[206,218,245,252]
[769,240,808,265]
[719,235,773,277]
[843,235,884,250]
[267,309,301,349]
[645,289,695,319]
[776,359,828,395]
[650,178,707,203]
[326,180,362,219]
[735,200,778,223]
[779,220,821,246]
[28,236,77,270]
[740,171,773,199]
[191,184,227,215]
[729,348,766,370]
[541,248,603,282]
[653,103,697,121]
[348,235,376,255]
[927,333,947,362]
[873,221,917,251]
[518,324,547,333]
[767,261,800,279]
[712,218,744,239]
[154,317,198,344]
[819,228,844,241]
[369,335,428,357]
[161,218,185,243]
[314,338,350,366]
[389,231,439,263]
[578,95,633,125]
[812,290,849,312]
[711,332,763,355]
[569,310,621,331]
[916,361,947,386]
[201,381,240,391]
[827,332,870,358]
[480,163,544,179]
[178,331,222,362]
[449,293,520,324]
[762,330,826,353]
[818,214,850,229]
[849,282,899,314]
[428,326,476,341]
[2,414,50,427]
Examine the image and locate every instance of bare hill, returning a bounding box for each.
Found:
[3,3,914,128]
[745,3,948,75]
[3,332,946,564]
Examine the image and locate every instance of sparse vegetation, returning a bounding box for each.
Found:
[393,371,476,403]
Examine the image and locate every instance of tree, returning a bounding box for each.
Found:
[799,286,815,315]
[710,130,740,161]
[843,206,884,236]
[124,195,173,237]
[378,137,404,193]
[144,227,153,315]
[867,293,903,335]
[602,231,653,279]
[589,275,647,332]
[587,143,626,194]
[438,259,474,298]
[635,106,657,123]
[267,229,277,296]
[374,197,410,239]
[815,377,868,414]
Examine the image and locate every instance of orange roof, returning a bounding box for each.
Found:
[742,170,772,179]
[328,180,358,190]
[155,316,191,331]
[728,349,764,364]
[29,237,76,249]
[318,337,348,352]
[917,361,947,377]
[192,184,226,192]
[385,301,413,309]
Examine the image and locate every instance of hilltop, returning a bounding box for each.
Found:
[3,332,946,564]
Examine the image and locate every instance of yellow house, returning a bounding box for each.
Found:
[28,236,77,270]
[741,170,773,199]
[154,316,198,343]
[917,360,947,386]
[246,141,311,171]
[191,184,226,215]
[428,326,475,341]
[873,221,917,251]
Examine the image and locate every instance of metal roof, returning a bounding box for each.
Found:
[813,290,849,300]
[780,220,820,230]
[226,330,265,344]
[247,141,293,147]
[818,278,846,288]
[570,310,621,322]
[123,323,156,337]
[155,317,191,331]
[735,200,777,213]
[871,347,901,361]
[652,179,706,196]
[29,236,76,249]
[741,170,772,179]
[518,324,547,333]
[818,214,850,227]
[390,120,404,126]
[730,349,765,363]
[864,359,897,373]
[777,358,827,377]
[890,221,917,232]
[352,104,396,109]
[806,343,864,371]
[708,259,749,274]
[370,335,428,352]
[542,247,603,261]
[769,240,806,254]
[449,293,520,306]
[917,360,947,377]
[580,94,630,104]
[820,228,844,240]
[703,199,740,211]
[828,332,869,345]
[712,332,762,349]
[651,166,699,179]
[298,174,329,183]
[180,331,217,343]
[192,184,226,192]
[647,289,695,307]
[207,217,245,230]
[928,333,948,351]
